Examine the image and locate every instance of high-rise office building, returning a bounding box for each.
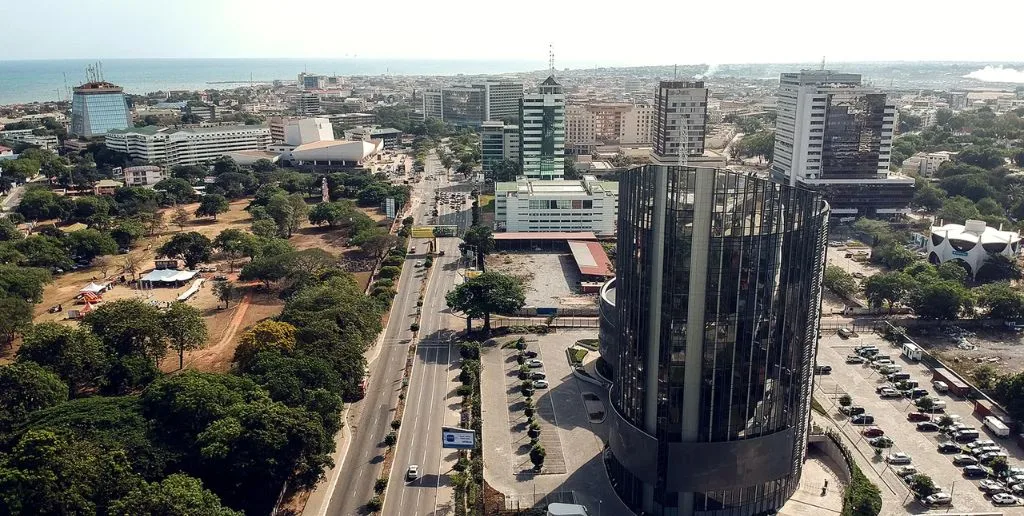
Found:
[600,165,828,516]
[565,102,654,154]
[651,81,710,165]
[519,76,565,180]
[422,81,524,126]
[296,93,322,116]
[480,121,520,175]
[771,70,914,218]
[70,82,132,138]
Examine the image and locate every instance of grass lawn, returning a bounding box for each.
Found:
[479,194,495,213]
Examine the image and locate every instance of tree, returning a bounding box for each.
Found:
[912,182,946,211]
[14,235,73,270]
[908,280,973,320]
[937,196,981,223]
[234,320,298,370]
[213,228,256,271]
[990,456,1011,477]
[265,193,295,237]
[0,362,68,432]
[864,272,915,312]
[143,210,167,236]
[66,228,118,261]
[976,254,1023,283]
[0,265,51,302]
[462,225,495,270]
[171,206,191,231]
[159,231,213,269]
[18,323,108,397]
[916,396,935,412]
[909,474,938,497]
[308,202,349,227]
[490,158,522,182]
[446,272,525,333]
[153,178,197,204]
[212,155,240,175]
[163,302,209,370]
[110,218,146,249]
[0,297,33,348]
[251,218,279,239]
[838,394,853,407]
[195,194,230,220]
[530,444,546,469]
[935,261,968,284]
[83,299,167,363]
[212,280,236,309]
[171,164,207,182]
[874,242,916,270]
[823,265,857,298]
[108,474,241,516]
[117,251,145,281]
[0,218,22,242]
[956,145,1005,169]
[976,282,1024,320]
[360,232,399,260]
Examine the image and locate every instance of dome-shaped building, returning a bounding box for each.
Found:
[928,220,1020,278]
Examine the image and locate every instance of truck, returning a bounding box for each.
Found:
[984,416,1010,438]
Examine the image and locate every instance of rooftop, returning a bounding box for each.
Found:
[567,240,614,278]
[493,231,597,241]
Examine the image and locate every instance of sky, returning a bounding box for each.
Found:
[2,0,1023,65]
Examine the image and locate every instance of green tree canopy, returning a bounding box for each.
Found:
[0,362,68,432]
[908,280,973,320]
[446,272,525,333]
[158,231,213,269]
[0,264,51,302]
[976,254,1023,283]
[163,302,209,370]
[863,272,916,311]
[823,265,857,298]
[66,228,118,261]
[233,320,298,370]
[0,296,33,347]
[976,282,1024,320]
[195,194,230,220]
[108,473,241,516]
[18,323,108,397]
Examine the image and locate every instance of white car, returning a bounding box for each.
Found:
[526,359,544,368]
[886,452,912,465]
[924,492,952,506]
[532,379,549,389]
[406,464,419,481]
[992,493,1019,506]
[980,479,1005,493]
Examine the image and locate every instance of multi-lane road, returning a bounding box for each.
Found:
[314,150,475,516]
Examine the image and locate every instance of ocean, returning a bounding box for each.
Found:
[0,58,550,105]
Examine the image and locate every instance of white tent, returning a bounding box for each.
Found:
[80,282,109,294]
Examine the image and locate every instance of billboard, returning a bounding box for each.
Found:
[441,426,475,449]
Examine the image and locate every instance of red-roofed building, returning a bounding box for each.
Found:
[493,231,597,251]
[0,145,12,157]
[567,240,614,292]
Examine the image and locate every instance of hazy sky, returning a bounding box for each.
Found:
[2,0,1023,65]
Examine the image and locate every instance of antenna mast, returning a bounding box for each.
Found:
[820,56,826,71]
[548,43,554,74]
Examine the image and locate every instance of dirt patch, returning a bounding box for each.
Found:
[907,325,1024,378]
[486,252,597,311]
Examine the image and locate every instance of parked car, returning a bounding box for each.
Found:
[917,422,940,432]
[846,355,866,364]
[981,452,1010,465]
[532,380,549,389]
[963,465,989,478]
[966,440,997,451]
[992,493,1019,506]
[522,350,539,358]
[871,359,895,369]
[879,388,902,399]
[878,365,901,375]
[841,406,866,416]
[933,380,950,393]
[886,452,912,464]
[526,359,543,368]
[851,415,875,425]
[907,413,931,422]
[937,442,963,454]
[862,426,885,437]
[895,466,918,477]
[406,464,419,481]
[979,479,1006,494]
[923,492,952,506]
[530,371,546,380]
[973,445,1003,457]
[814,365,832,374]
[905,388,930,399]
[953,454,980,466]
[838,327,854,338]
[869,436,894,448]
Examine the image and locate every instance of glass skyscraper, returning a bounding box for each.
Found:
[599,165,829,516]
[519,76,565,180]
[70,82,132,138]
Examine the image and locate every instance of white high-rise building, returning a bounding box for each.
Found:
[105,126,271,167]
[651,80,709,165]
[771,70,914,217]
[421,81,524,126]
[519,76,565,180]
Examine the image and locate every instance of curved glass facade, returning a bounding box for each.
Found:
[603,165,828,516]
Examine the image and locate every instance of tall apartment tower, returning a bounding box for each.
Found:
[479,81,525,122]
[480,121,520,175]
[600,165,829,516]
[650,81,710,165]
[771,70,914,218]
[519,76,565,180]
[70,82,132,138]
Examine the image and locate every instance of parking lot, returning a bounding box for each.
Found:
[815,331,1024,512]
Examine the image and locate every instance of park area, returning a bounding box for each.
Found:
[4,197,385,373]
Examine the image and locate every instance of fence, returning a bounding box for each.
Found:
[490,316,600,329]
[503,489,577,511]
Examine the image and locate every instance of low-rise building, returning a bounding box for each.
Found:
[344,126,402,150]
[94,179,123,195]
[122,165,168,187]
[902,151,954,177]
[495,175,618,236]
[105,125,272,167]
[325,112,377,127]
[928,220,1021,279]
[0,129,59,150]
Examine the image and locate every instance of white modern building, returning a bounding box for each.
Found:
[928,220,1021,278]
[902,151,955,177]
[771,70,914,218]
[284,117,334,146]
[650,80,709,165]
[105,125,272,167]
[480,121,520,174]
[122,165,168,187]
[267,117,382,167]
[520,76,566,180]
[494,175,618,236]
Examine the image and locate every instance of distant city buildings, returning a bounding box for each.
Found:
[120,165,168,187]
[650,80,712,165]
[297,73,345,90]
[902,150,954,177]
[105,125,272,167]
[771,70,914,218]
[519,76,566,180]
[295,92,322,115]
[0,129,59,150]
[601,165,828,516]
[70,82,132,138]
[422,81,524,126]
[494,175,617,236]
[480,121,520,174]
[564,102,654,155]
[344,126,403,150]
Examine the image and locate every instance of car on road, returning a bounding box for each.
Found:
[526,359,543,368]
[886,452,912,464]
[869,436,894,448]
[923,492,952,506]
[814,365,832,374]
[838,327,854,338]
[953,454,979,465]
[992,493,1019,506]
[841,406,866,416]
[532,380,549,389]
[846,355,866,364]
[917,422,940,432]
[862,426,885,437]
[907,413,931,422]
[963,465,989,478]
[406,464,419,481]
[980,479,1006,494]
[851,414,875,425]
